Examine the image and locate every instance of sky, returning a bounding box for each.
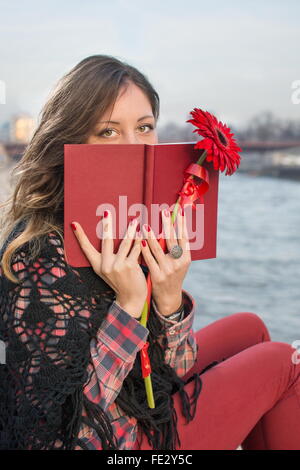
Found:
[0,0,299,131]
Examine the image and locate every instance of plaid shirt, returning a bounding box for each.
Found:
[75,289,198,450]
[1,227,198,451]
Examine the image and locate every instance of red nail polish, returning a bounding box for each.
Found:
[103,210,108,218]
[181,206,184,216]
[142,240,147,247]
[164,209,169,217]
[71,222,77,231]
[144,224,151,232]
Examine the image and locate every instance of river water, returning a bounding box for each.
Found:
[186,170,300,345]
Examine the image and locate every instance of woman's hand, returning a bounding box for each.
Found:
[141,207,192,317]
[70,211,148,319]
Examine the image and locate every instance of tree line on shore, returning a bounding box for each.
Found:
[158,111,300,143]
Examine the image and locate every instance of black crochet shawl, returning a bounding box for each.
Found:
[0,220,218,450]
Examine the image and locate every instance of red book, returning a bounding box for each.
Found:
[64,143,219,268]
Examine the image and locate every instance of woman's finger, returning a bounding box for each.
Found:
[116,217,138,261]
[140,238,160,278]
[71,221,101,270]
[142,223,165,266]
[162,208,178,253]
[177,206,184,242]
[177,206,191,254]
[101,210,114,261]
[127,231,142,261]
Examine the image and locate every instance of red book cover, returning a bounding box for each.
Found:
[64,142,219,268]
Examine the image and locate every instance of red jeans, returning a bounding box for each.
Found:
[136,312,300,450]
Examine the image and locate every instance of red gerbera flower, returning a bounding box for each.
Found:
[186,108,242,175]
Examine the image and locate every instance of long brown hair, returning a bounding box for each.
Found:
[0,54,160,282]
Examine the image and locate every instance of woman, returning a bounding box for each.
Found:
[1,55,300,451]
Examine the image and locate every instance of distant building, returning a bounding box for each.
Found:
[0,121,10,142]
[271,146,300,167]
[10,114,36,144]
[0,142,8,165]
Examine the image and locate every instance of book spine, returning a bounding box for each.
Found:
[140,145,155,267]
[143,144,155,226]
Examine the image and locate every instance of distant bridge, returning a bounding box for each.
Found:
[1,140,300,160]
[237,141,300,151]
[3,142,27,160]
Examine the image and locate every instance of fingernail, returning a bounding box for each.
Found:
[142,240,147,247]
[181,206,184,216]
[143,224,151,232]
[104,210,109,218]
[71,222,77,231]
[164,209,169,217]
[130,217,137,225]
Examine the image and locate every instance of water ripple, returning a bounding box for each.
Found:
[185,170,300,345]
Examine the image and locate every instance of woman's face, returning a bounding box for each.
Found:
[86,81,158,145]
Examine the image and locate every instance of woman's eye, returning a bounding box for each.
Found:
[139,124,154,133]
[97,124,154,138]
[98,128,116,138]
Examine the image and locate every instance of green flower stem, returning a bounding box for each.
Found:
[140,279,155,408]
[140,148,207,408]
[171,199,180,224]
[140,296,149,328]
[196,149,207,166]
[144,376,155,408]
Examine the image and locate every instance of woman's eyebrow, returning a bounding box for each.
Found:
[98,115,154,125]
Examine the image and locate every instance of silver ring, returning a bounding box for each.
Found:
[169,244,183,259]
